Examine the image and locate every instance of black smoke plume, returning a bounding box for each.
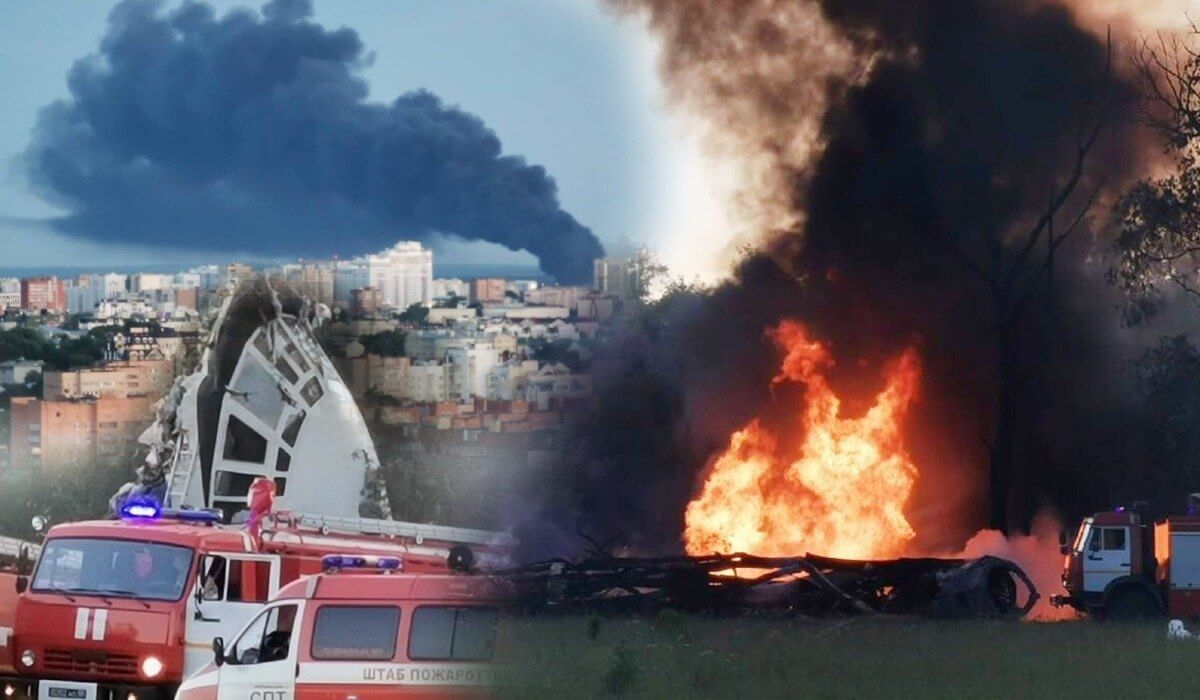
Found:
[511,0,1185,558]
[20,0,603,282]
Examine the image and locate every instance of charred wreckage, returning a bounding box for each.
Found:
[503,552,1038,619]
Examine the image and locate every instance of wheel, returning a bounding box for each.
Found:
[1104,586,1161,621]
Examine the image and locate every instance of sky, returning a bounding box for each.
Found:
[0,0,688,271]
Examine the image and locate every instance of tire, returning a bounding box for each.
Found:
[1104,586,1162,621]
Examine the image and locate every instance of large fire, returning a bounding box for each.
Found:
[684,321,921,559]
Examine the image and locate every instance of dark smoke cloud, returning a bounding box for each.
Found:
[509,0,1182,557]
[20,0,603,282]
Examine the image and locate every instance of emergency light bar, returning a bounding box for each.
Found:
[322,554,404,572]
[119,500,222,525]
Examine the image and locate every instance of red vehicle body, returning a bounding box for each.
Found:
[0,505,510,700]
[177,560,510,699]
[1053,507,1200,618]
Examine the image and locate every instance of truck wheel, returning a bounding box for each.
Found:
[1105,587,1161,621]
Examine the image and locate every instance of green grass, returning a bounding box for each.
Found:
[499,614,1199,699]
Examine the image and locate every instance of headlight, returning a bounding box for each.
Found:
[140,655,163,678]
[19,649,35,668]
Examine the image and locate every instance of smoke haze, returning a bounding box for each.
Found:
[20,0,603,282]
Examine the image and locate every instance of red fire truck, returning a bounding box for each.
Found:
[1052,506,1200,618]
[0,493,511,699]
[177,554,510,699]
[0,535,39,679]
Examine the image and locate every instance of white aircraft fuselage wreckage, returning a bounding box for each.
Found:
[115,275,389,521]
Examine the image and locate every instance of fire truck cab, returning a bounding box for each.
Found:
[1053,507,1200,618]
[0,499,511,699]
[177,555,508,699]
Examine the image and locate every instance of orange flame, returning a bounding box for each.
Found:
[684,321,921,559]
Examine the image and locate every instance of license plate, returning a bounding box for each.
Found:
[39,681,97,700]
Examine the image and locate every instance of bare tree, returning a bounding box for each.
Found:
[953,32,1112,531]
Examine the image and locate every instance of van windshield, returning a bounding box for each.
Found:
[32,538,194,601]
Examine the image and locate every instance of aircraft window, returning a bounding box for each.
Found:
[276,449,291,472]
[274,355,299,384]
[230,361,284,427]
[273,477,287,497]
[312,606,400,660]
[281,411,305,447]
[214,470,259,497]
[301,377,324,406]
[284,340,311,372]
[223,416,267,464]
[252,330,271,360]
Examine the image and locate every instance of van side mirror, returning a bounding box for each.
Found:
[212,637,225,667]
[14,576,28,595]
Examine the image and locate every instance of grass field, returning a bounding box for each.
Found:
[499,614,1199,699]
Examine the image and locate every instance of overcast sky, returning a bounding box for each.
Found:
[0,0,673,268]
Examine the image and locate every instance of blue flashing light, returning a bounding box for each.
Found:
[322,554,403,572]
[163,508,223,524]
[120,500,161,520]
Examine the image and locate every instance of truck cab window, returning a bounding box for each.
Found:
[201,556,271,602]
[229,603,298,666]
[1102,528,1127,551]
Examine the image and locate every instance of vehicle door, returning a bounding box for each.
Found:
[185,552,281,675]
[217,600,303,700]
[1082,525,1131,593]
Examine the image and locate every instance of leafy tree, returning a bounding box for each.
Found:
[397,303,429,324]
[361,330,407,357]
[1117,26,1200,317]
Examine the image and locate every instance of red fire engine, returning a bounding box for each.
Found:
[0,484,512,700]
[177,554,510,699]
[1052,505,1200,618]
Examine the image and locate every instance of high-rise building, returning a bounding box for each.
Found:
[468,278,507,304]
[0,278,20,312]
[20,276,66,313]
[333,259,370,307]
[593,258,644,299]
[366,241,433,310]
[288,263,335,306]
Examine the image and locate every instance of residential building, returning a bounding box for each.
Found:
[0,359,44,385]
[468,278,506,304]
[20,277,66,313]
[290,263,335,306]
[593,257,644,299]
[433,278,469,300]
[366,241,433,310]
[405,361,451,402]
[479,305,570,320]
[524,363,593,409]
[8,394,156,472]
[0,278,20,313]
[333,259,370,307]
[336,354,411,399]
[130,273,170,293]
[525,285,585,310]
[485,359,540,400]
[43,359,174,401]
[351,287,383,316]
[427,307,477,325]
[447,344,500,401]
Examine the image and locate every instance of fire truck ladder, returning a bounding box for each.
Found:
[166,436,199,508]
[275,512,516,548]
